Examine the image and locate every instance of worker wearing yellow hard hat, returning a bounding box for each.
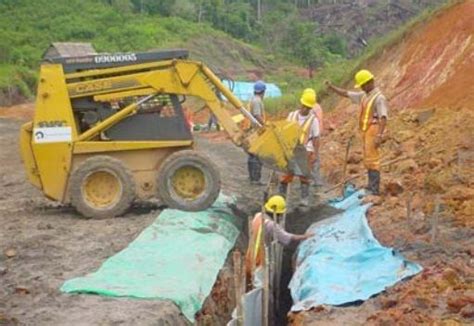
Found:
[245,195,313,288]
[302,88,326,188]
[279,89,321,206]
[325,69,388,195]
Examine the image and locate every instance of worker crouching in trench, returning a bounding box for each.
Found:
[279,89,321,206]
[245,195,313,290]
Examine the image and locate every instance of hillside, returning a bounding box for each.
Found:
[292,1,474,324]
[304,0,446,56]
[0,0,298,105]
[0,0,449,106]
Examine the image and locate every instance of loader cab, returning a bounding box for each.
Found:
[71,93,192,141]
[46,49,193,142]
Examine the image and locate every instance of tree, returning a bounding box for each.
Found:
[111,0,133,13]
[130,0,176,15]
[323,33,347,57]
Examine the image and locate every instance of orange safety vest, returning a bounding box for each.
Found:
[245,213,267,276]
[359,91,381,132]
[289,111,316,145]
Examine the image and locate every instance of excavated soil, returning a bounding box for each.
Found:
[290,2,474,325]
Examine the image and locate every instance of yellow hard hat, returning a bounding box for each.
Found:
[303,88,317,103]
[264,195,286,214]
[303,88,316,95]
[300,89,317,108]
[354,69,374,88]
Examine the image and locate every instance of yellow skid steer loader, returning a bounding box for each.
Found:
[20,49,308,218]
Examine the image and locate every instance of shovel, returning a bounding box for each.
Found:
[340,135,354,195]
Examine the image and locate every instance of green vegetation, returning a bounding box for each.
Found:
[0,0,272,101]
[0,0,348,103]
[265,1,454,113]
[0,0,449,106]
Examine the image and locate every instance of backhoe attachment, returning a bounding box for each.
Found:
[244,121,310,177]
[201,65,310,176]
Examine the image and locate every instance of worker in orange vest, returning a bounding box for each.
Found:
[279,89,321,206]
[326,70,388,195]
[245,195,313,287]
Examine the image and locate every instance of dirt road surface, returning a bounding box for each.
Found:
[1,116,320,325]
[0,117,190,325]
[2,102,473,326]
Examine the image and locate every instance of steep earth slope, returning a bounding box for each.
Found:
[292,2,474,324]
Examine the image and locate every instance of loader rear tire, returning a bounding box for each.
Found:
[69,156,136,218]
[157,150,220,211]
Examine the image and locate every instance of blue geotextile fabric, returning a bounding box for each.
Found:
[61,195,239,322]
[223,80,282,101]
[289,190,422,311]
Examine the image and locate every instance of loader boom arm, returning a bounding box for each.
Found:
[64,57,306,175]
[67,59,260,147]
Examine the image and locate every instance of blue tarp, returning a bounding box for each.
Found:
[223,80,282,101]
[289,190,422,311]
[61,195,239,322]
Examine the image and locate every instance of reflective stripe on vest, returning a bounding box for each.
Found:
[253,213,266,261]
[359,91,381,132]
[289,111,315,144]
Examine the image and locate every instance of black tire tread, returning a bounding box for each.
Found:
[69,156,136,218]
[157,150,220,211]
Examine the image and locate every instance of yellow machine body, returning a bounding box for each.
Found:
[20,51,303,214]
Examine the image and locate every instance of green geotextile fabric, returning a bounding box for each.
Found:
[61,195,239,322]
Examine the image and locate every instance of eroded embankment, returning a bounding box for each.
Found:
[298,2,474,325]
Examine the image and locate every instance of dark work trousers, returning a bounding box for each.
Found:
[247,154,263,182]
[207,114,220,131]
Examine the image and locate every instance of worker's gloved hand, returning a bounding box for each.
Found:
[304,232,315,240]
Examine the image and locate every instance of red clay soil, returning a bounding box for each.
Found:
[290,2,474,325]
[0,103,34,120]
[328,1,474,117]
[1,3,472,324]
[394,1,474,110]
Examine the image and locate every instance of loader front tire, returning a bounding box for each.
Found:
[157,150,220,211]
[69,156,136,218]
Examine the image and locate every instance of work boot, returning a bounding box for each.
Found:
[300,183,310,207]
[279,182,288,197]
[368,170,381,195]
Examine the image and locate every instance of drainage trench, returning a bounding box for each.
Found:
[276,204,341,325]
[198,200,340,325]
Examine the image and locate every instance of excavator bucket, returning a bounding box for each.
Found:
[246,120,311,177]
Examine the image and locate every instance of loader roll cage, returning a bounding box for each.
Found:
[56,52,262,146]
[45,49,190,73]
